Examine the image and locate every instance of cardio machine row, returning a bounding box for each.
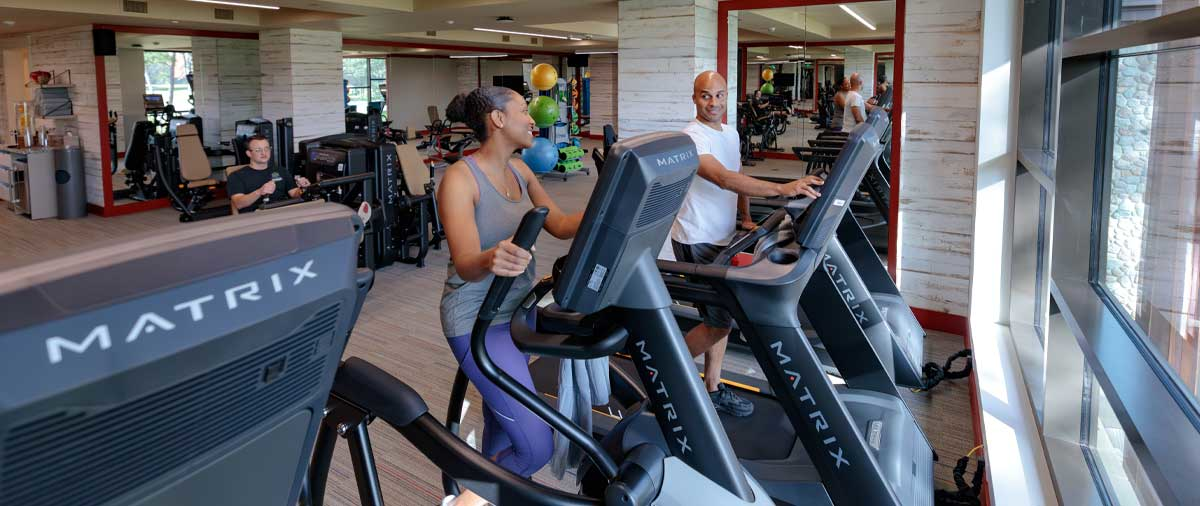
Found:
[0,117,976,506]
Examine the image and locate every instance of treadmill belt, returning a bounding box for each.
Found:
[719,392,796,461]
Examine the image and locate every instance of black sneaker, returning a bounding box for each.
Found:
[709,384,755,417]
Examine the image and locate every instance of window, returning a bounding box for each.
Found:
[1027,1,1200,504]
[344,57,387,119]
[1100,45,1200,402]
[1019,0,1062,154]
[1083,369,1164,505]
[1063,0,1109,41]
[1116,0,1200,26]
[143,51,193,111]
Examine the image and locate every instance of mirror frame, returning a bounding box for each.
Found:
[93,24,257,217]
[717,0,905,275]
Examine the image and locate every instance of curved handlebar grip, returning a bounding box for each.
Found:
[511,207,549,250]
[476,207,549,323]
[466,206,623,480]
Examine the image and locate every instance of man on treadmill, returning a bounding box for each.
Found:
[227,135,310,213]
[676,71,823,416]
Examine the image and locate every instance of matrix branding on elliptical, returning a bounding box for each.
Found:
[43,260,320,365]
[654,149,694,168]
[634,339,692,457]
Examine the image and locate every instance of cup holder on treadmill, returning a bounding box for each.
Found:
[768,249,799,265]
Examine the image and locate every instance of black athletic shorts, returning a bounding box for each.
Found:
[671,240,734,330]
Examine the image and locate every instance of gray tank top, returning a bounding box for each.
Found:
[832,93,846,130]
[440,155,536,337]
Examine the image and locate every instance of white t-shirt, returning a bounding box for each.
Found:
[671,120,742,246]
[843,90,865,130]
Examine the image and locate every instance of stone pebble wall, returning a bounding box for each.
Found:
[1105,54,1154,314]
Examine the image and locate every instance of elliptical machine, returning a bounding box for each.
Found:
[306,132,777,505]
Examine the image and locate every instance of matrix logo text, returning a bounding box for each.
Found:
[44,260,318,365]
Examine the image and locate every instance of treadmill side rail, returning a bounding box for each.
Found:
[737,321,906,506]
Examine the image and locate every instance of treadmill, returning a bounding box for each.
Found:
[675,109,929,390]
[528,119,935,505]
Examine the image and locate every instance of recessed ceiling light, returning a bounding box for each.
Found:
[188,0,280,10]
[2,20,15,26]
[830,53,838,57]
[474,27,573,40]
[768,26,776,32]
[788,45,803,49]
[839,5,876,31]
[171,20,180,24]
[446,20,455,25]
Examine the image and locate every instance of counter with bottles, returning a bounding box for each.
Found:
[0,146,58,219]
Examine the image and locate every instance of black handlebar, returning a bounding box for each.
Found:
[468,207,623,482]
[476,207,548,322]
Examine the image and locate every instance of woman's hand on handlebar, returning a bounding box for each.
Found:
[777,175,823,199]
[738,219,758,232]
[489,238,533,277]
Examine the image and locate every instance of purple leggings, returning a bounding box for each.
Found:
[447,322,553,477]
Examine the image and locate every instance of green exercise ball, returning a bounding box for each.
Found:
[529,96,558,128]
[760,82,775,95]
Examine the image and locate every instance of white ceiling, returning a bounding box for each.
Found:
[0,1,896,54]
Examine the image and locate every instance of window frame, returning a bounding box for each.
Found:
[142,50,194,111]
[1048,3,1200,502]
[343,57,387,116]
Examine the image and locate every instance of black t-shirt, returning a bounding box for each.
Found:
[227,164,295,213]
[874,84,893,108]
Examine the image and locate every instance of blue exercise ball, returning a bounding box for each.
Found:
[523,137,558,173]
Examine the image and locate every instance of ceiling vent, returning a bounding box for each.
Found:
[214,8,235,20]
[426,30,437,37]
[122,0,148,14]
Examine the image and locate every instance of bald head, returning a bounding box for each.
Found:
[849,72,863,90]
[694,71,727,93]
[692,71,728,126]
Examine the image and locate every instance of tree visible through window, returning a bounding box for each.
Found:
[344,57,387,119]
[143,51,193,112]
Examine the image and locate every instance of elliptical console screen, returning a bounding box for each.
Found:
[553,132,698,314]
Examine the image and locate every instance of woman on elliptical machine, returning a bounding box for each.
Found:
[436,86,584,506]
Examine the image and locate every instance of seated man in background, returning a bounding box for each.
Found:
[227,135,310,213]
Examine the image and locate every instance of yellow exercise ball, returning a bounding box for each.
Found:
[531,63,559,91]
[761,68,775,82]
